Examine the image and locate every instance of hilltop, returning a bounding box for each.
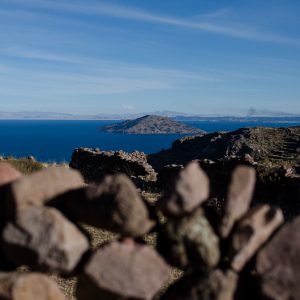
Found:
[149,126,300,170]
[102,115,205,134]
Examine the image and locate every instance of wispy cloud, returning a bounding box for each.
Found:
[3,0,300,45]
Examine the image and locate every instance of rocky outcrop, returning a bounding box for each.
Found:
[70,148,157,188]
[102,115,206,134]
[149,126,300,170]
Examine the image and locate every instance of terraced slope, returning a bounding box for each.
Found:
[149,126,300,170]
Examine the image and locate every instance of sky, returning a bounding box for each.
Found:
[0,0,300,115]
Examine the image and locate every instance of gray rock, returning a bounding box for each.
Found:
[158,161,209,216]
[256,216,300,300]
[219,165,256,238]
[2,206,88,273]
[77,240,171,300]
[64,174,154,237]
[157,208,220,270]
[229,205,284,272]
[0,272,66,300]
[161,269,238,300]
[4,167,84,218]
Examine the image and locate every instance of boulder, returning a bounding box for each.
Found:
[158,162,209,216]
[77,240,171,300]
[4,167,84,218]
[64,174,154,237]
[0,163,21,187]
[161,269,237,300]
[2,206,89,273]
[228,205,284,272]
[0,163,22,271]
[157,208,220,270]
[256,216,300,300]
[219,165,256,238]
[0,272,66,300]
[156,164,183,189]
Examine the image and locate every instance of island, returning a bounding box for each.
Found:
[101,115,206,134]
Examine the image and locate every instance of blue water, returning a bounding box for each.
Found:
[0,120,299,162]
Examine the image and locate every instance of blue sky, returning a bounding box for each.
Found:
[0,0,300,115]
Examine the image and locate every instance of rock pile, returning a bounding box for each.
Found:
[0,161,299,299]
[70,148,157,189]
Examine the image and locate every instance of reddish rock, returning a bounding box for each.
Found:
[65,174,154,237]
[219,165,256,238]
[229,205,284,272]
[158,161,209,216]
[0,272,66,300]
[256,216,300,300]
[0,162,21,187]
[2,206,88,274]
[161,269,238,300]
[77,240,171,300]
[5,167,84,218]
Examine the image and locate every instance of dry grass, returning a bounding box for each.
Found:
[5,157,45,174]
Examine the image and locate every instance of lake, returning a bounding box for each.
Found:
[0,120,299,162]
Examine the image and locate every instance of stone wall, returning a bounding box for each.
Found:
[0,161,299,299]
[70,148,157,190]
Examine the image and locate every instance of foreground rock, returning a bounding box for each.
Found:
[229,205,284,272]
[0,162,22,187]
[256,216,300,300]
[4,167,84,218]
[0,272,66,300]
[156,164,183,189]
[219,166,256,238]
[158,161,209,216]
[64,174,154,237]
[157,208,220,270]
[2,206,89,273]
[102,115,206,134]
[70,148,157,187]
[161,270,237,300]
[77,240,171,300]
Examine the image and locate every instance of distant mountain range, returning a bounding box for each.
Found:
[0,110,300,121]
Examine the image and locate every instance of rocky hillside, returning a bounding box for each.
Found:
[102,115,205,134]
[149,126,300,170]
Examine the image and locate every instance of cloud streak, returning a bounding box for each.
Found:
[3,0,300,45]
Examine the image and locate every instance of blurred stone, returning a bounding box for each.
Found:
[161,269,237,300]
[64,174,154,237]
[256,216,300,300]
[156,164,183,189]
[0,162,21,187]
[229,205,283,272]
[219,165,256,238]
[5,167,84,218]
[0,272,66,300]
[157,208,220,270]
[158,161,210,216]
[2,206,88,273]
[77,240,170,300]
